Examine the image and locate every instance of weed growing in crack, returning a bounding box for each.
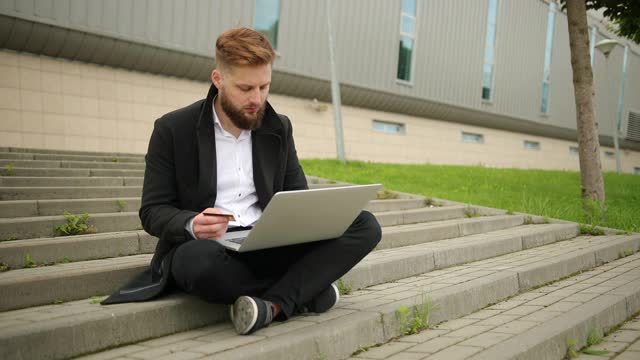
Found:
[336,279,353,296]
[55,211,97,236]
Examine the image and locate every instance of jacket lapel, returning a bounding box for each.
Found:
[252,103,283,210]
[196,84,218,208]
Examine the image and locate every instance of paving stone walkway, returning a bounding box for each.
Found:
[349,252,640,360]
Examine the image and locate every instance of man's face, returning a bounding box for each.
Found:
[212,64,272,130]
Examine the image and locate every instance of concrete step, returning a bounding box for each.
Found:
[3,167,91,177]
[0,146,144,157]
[569,313,640,359]
[0,159,64,169]
[342,223,581,291]
[0,223,580,311]
[0,186,142,200]
[0,254,151,312]
[378,214,527,250]
[374,205,499,227]
[0,197,426,219]
[0,183,360,200]
[365,198,428,213]
[0,212,141,240]
[1,167,146,178]
[0,200,464,240]
[353,253,640,360]
[0,159,146,170]
[0,176,143,187]
[0,209,520,269]
[0,197,141,218]
[0,151,144,163]
[0,230,155,270]
[2,233,637,360]
[0,206,516,241]
[86,169,146,177]
[0,152,35,160]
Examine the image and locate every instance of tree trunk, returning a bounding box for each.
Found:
[566,0,605,208]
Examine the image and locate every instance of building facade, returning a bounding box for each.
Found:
[0,0,639,173]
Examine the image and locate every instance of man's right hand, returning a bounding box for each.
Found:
[191,208,230,240]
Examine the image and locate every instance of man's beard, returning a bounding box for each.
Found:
[219,93,265,131]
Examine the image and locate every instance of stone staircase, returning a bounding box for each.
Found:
[0,147,638,360]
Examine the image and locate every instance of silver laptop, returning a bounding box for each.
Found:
[217,184,382,252]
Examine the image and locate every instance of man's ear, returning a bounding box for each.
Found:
[211,69,222,88]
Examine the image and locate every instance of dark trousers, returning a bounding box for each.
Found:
[170,210,381,318]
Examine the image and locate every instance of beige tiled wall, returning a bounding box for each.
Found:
[1,49,639,173]
[0,50,207,153]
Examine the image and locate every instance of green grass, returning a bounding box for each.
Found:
[300,160,640,233]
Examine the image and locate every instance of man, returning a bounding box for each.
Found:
[102,28,381,335]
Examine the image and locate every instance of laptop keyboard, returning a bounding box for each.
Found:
[226,226,252,246]
[228,237,246,245]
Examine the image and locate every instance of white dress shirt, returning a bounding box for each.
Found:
[186,100,263,238]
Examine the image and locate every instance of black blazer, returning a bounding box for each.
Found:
[102,84,308,304]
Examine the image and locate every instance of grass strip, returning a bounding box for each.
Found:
[301,159,640,232]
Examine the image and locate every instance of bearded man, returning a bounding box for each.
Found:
[102,27,381,335]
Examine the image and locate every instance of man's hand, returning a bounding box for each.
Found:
[192,208,230,240]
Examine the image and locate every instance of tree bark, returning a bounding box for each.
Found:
[566,0,605,207]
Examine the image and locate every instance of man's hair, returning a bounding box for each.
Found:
[215,27,276,72]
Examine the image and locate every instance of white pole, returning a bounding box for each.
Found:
[326,0,346,164]
[604,54,621,174]
[596,39,622,174]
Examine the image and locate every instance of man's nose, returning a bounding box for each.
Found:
[249,88,261,103]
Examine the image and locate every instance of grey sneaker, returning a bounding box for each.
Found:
[305,284,340,313]
[230,296,274,335]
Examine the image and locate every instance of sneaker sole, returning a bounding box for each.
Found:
[331,283,340,308]
[231,296,258,335]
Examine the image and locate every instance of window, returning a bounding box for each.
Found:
[604,151,615,159]
[569,146,579,155]
[397,0,416,82]
[540,2,556,114]
[254,0,280,49]
[373,120,405,135]
[482,0,498,101]
[589,26,597,66]
[524,140,540,150]
[628,111,640,142]
[462,132,484,144]
[634,167,640,175]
